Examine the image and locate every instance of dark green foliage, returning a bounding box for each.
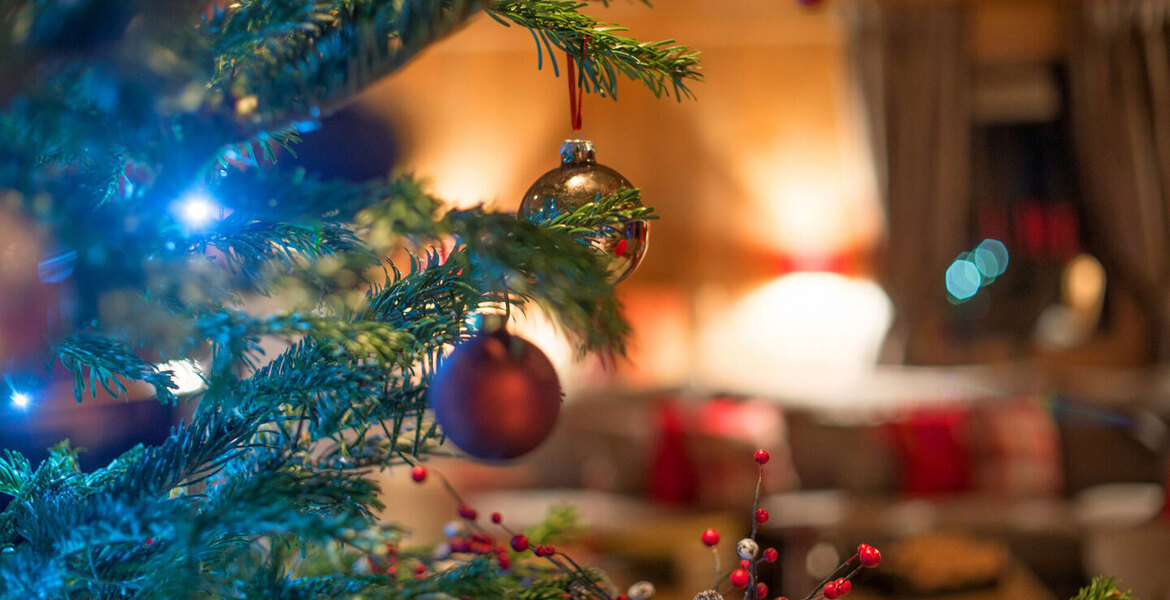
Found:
[489,0,703,100]
[0,0,693,597]
[1072,577,1138,600]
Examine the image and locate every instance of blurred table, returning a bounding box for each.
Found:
[847,562,1056,600]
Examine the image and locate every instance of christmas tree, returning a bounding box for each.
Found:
[0,1,700,597]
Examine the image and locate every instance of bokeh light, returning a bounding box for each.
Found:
[175,191,219,229]
[11,391,30,410]
[945,258,982,301]
[973,239,1009,278]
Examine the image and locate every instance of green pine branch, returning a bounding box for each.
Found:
[53,335,179,404]
[488,0,702,100]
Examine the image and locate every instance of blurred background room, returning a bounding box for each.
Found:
[9,0,1170,599]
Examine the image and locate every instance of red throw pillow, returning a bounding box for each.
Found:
[889,408,972,497]
[969,395,1061,496]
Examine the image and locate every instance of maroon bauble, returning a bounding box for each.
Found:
[428,326,562,460]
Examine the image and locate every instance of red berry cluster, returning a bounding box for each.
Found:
[810,544,881,600]
[696,450,882,600]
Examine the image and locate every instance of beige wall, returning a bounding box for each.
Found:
[357,0,878,290]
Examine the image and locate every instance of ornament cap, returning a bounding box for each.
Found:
[559,139,597,165]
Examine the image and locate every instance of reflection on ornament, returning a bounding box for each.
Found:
[518,139,648,283]
[428,322,562,461]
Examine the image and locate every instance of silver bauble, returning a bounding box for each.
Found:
[736,538,759,560]
[627,581,656,600]
[693,590,724,600]
[518,139,649,283]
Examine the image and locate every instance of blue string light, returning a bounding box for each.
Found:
[11,391,31,410]
[175,190,220,229]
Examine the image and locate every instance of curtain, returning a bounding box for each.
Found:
[1068,0,1170,359]
[845,1,971,363]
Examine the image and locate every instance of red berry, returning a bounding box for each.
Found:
[414,563,426,576]
[491,512,502,524]
[496,554,511,570]
[835,578,852,595]
[756,508,770,524]
[411,465,428,482]
[763,547,778,562]
[144,538,154,546]
[458,505,477,520]
[755,449,770,465]
[824,582,841,599]
[730,568,751,588]
[510,535,530,552]
[616,596,629,600]
[756,582,769,597]
[701,528,720,547]
[740,559,751,570]
[858,544,881,568]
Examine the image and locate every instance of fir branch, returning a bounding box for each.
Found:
[201,219,373,282]
[1072,577,1138,600]
[0,450,33,498]
[489,0,702,100]
[206,0,484,134]
[450,210,629,355]
[534,187,655,244]
[53,335,179,404]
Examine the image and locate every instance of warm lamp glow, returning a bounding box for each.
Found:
[506,306,576,391]
[695,272,892,400]
[159,359,207,396]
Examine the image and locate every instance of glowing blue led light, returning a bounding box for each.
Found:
[946,259,982,301]
[11,392,30,410]
[974,239,1009,277]
[176,191,219,229]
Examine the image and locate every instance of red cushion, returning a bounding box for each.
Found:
[890,408,972,497]
[970,395,1061,496]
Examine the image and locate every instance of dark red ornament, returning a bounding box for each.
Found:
[491,512,502,524]
[429,324,562,460]
[458,504,478,520]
